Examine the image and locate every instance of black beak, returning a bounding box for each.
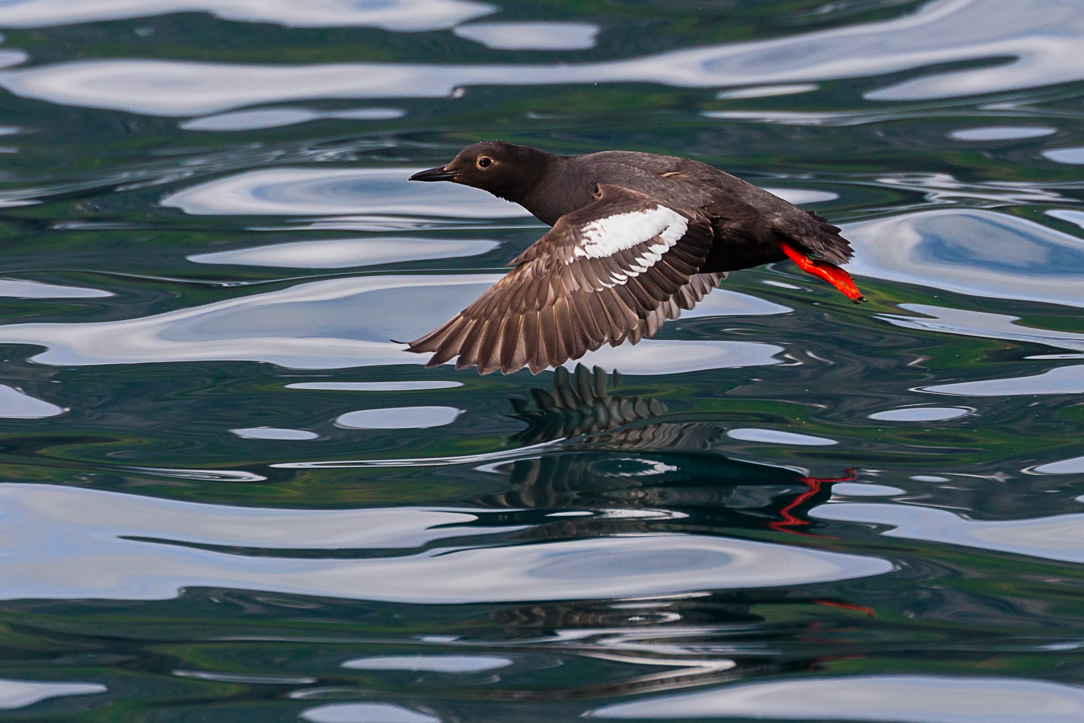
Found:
[409,165,457,182]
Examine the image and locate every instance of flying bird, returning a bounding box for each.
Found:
[407,141,864,374]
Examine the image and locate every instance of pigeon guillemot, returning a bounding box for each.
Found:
[407,141,864,375]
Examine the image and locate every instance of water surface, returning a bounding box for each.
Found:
[0,0,1082,720]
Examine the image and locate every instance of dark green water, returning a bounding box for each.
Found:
[0,0,1083,720]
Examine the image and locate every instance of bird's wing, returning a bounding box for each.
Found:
[407,185,718,375]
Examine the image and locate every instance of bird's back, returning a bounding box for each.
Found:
[567,150,852,268]
[578,151,809,220]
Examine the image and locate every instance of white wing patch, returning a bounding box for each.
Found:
[573,205,688,262]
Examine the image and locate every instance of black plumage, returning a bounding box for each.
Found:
[408,141,864,375]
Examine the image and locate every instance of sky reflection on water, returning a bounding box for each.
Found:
[181,106,406,132]
[162,167,531,218]
[0,0,1082,719]
[3,1,1084,115]
[0,680,106,712]
[845,209,1084,308]
[814,503,1084,565]
[188,236,500,269]
[589,675,1084,722]
[0,273,787,372]
[0,0,493,30]
[0,484,891,602]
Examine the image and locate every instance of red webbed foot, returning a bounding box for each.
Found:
[779,241,866,303]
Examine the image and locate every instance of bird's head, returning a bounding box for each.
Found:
[409,141,551,202]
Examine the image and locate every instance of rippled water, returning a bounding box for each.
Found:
[1,0,1083,720]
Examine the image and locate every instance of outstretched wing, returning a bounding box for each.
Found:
[408,185,719,374]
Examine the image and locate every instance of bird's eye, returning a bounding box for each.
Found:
[477,156,493,169]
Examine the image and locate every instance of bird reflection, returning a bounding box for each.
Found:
[477,364,857,537]
[447,366,872,703]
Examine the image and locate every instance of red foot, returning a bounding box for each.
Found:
[771,479,824,532]
[812,598,876,617]
[770,469,859,533]
[779,242,866,303]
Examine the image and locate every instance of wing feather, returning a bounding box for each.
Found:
[477,317,505,375]
[501,314,526,374]
[407,185,724,374]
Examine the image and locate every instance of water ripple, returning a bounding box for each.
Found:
[925,365,1084,397]
[302,703,439,723]
[0,49,25,71]
[182,106,405,132]
[0,0,493,31]
[0,679,106,712]
[813,502,1084,564]
[3,1,1082,116]
[188,237,500,269]
[162,168,530,218]
[0,484,503,550]
[454,21,599,50]
[950,126,1057,141]
[343,655,511,673]
[868,406,971,421]
[561,340,783,376]
[0,385,64,419]
[1031,455,1084,475]
[273,439,559,470]
[0,274,785,372]
[589,675,1084,722]
[1043,147,1084,165]
[231,427,319,441]
[880,305,1084,353]
[726,428,837,446]
[0,278,112,298]
[0,274,474,369]
[0,484,891,602]
[286,381,461,392]
[1,0,1082,717]
[335,406,462,430]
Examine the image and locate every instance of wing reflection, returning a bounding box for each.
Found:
[508,365,669,445]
